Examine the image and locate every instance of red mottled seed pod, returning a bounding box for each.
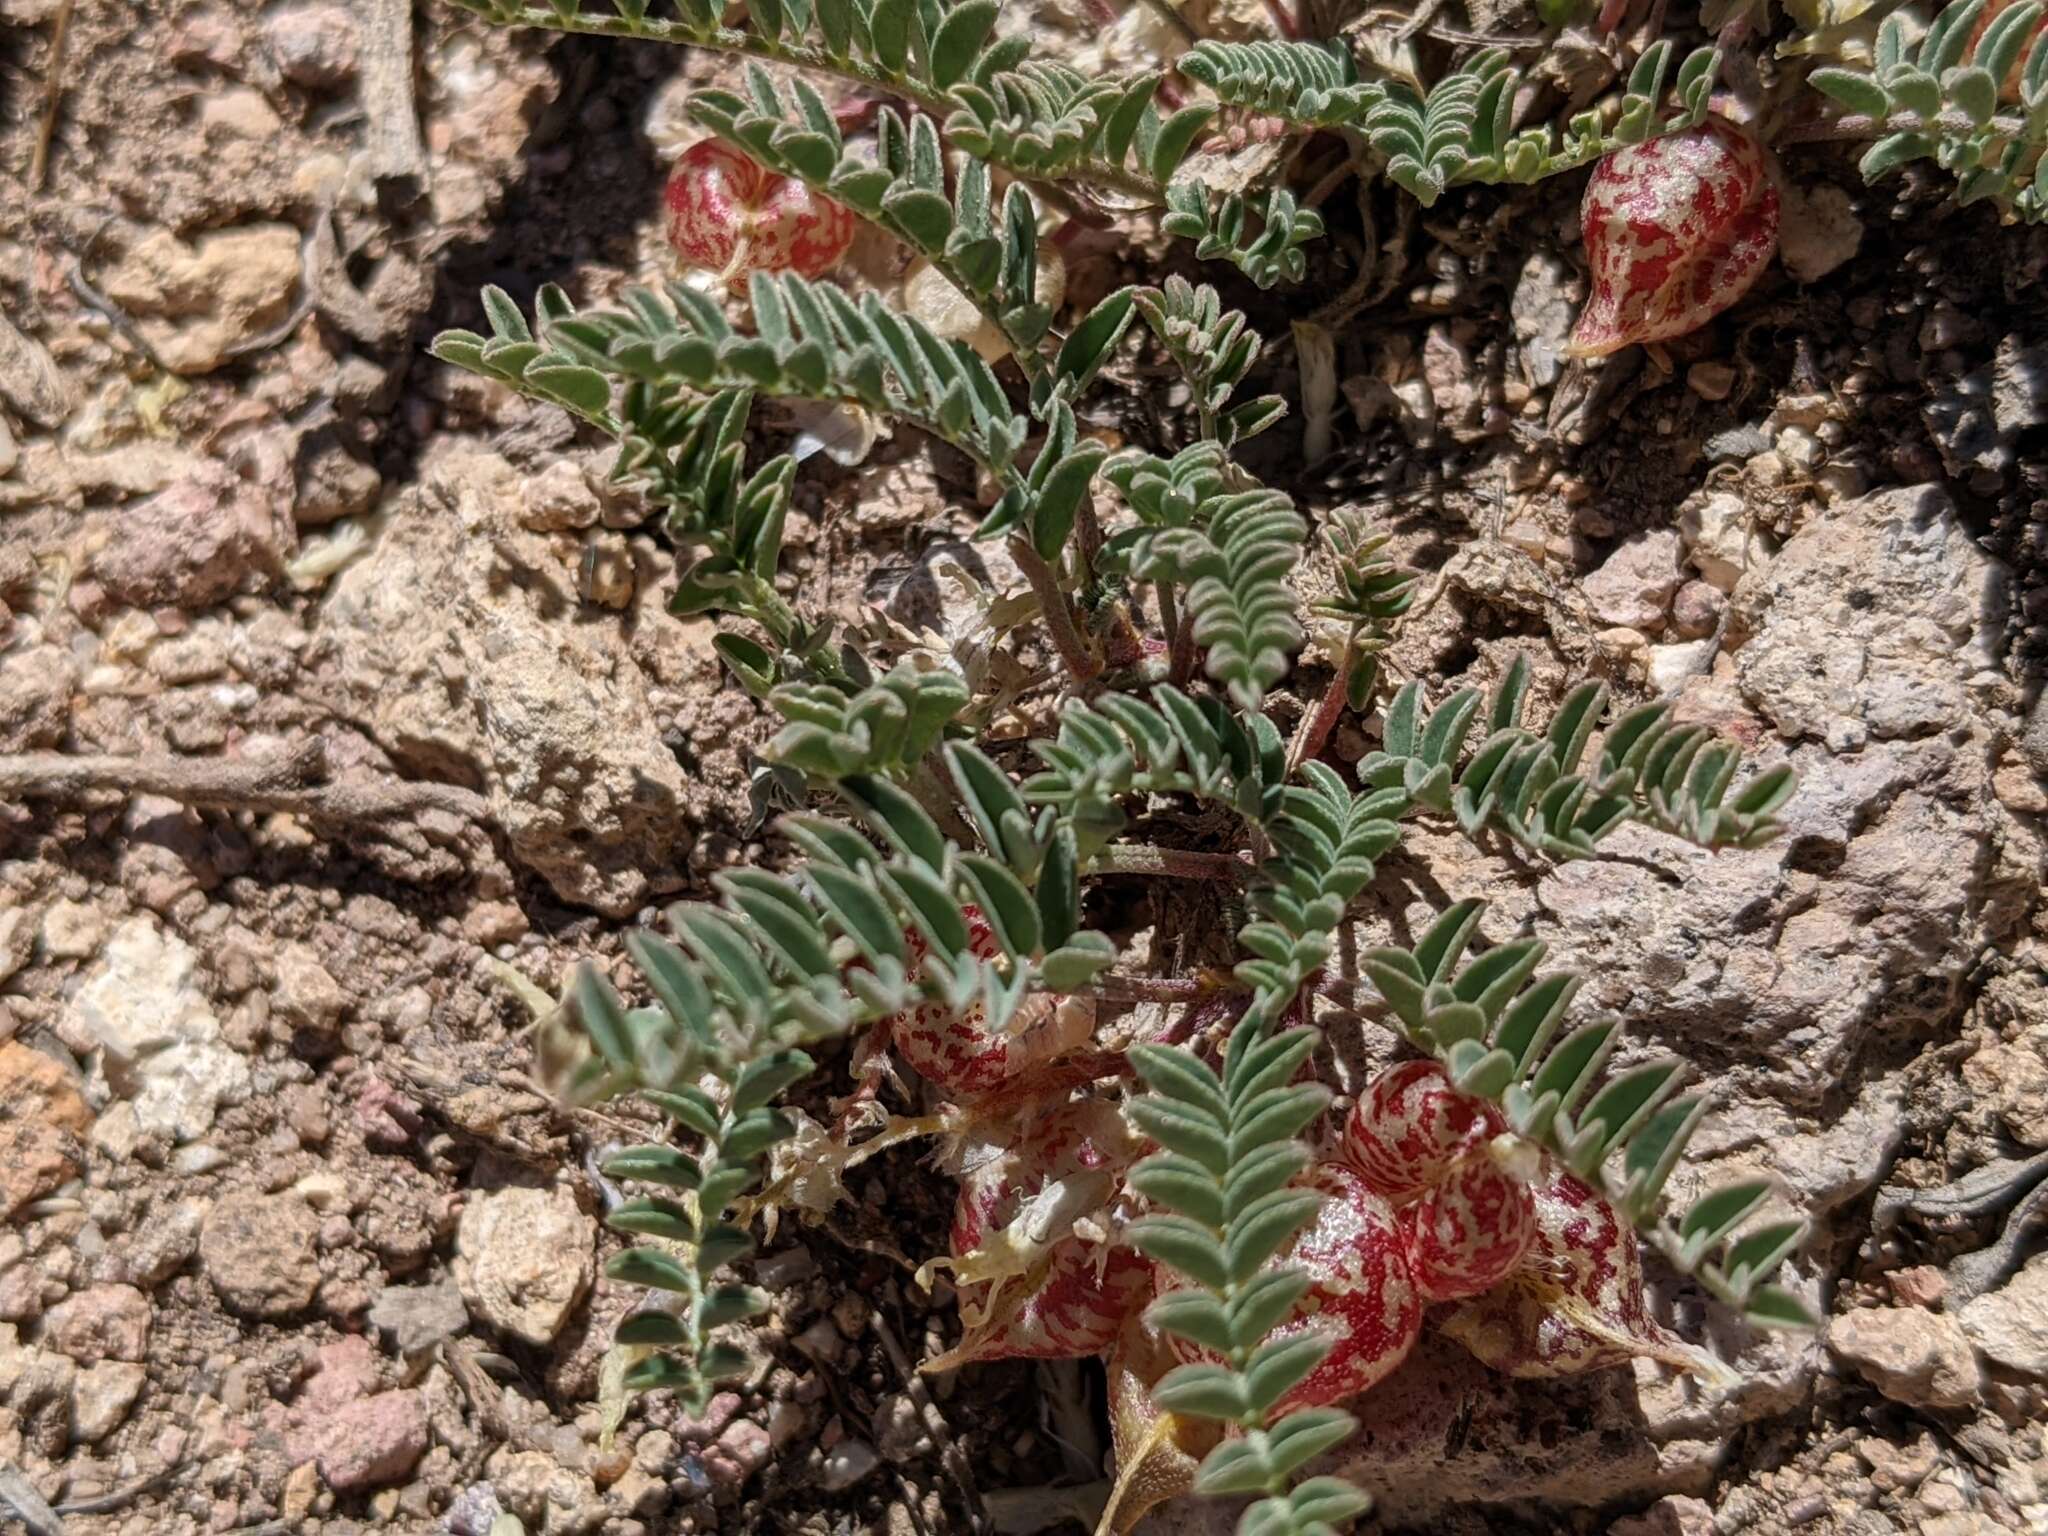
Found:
[1338,1059,1506,1205]
[1437,1153,1723,1381]
[1161,1164,1422,1411]
[1966,0,2048,102]
[1398,1138,1538,1302]
[663,139,855,290]
[882,907,1095,1104]
[1565,117,1779,359]
[943,1100,1150,1363]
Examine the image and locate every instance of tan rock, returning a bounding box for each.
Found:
[0,1041,91,1219]
[455,1184,594,1346]
[323,446,691,913]
[70,917,249,1142]
[1962,1036,2048,1150]
[1958,1254,2048,1379]
[1829,1306,1982,1409]
[70,1359,146,1443]
[100,225,304,375]
[1582,528,1684,630]
[200,1195,322,1318]
[41,1284,151,1364]
[273,942,347,1032]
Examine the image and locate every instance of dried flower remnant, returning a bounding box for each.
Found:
[663,139,855,290]
[1566,117,1779,358]
[930,1100,1150,1366]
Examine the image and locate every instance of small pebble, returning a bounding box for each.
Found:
[1687,360,1736,401]
[821,1438,880,1492]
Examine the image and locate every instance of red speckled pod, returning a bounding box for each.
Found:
[883,907,1096,1104]
[1399,1141,1537,1302]
[1338,1060,1506,1205]
[1438,1153,1722,1380]
[663,139,855,290]
[1566,118,1778,359]
[941,1100,1151,1364]
[1162,1164,1423,1412]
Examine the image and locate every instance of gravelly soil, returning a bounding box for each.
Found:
[1,3,2045,1535]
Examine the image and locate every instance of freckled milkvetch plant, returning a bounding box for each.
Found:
[411,1,1927,1526]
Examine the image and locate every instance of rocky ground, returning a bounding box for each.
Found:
[2,2,2047,1535]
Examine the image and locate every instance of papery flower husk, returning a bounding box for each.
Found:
[921,1098,1148,1371]
[1096,1306,1222,1536]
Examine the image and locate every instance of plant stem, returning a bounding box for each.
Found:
[1074,487,1104,576]
[1135,0,1201,46]
[1777,107,2041,146]
[1156,581,1179,653]
[1010,538,1101,686]
[1286,634,1355,774]
[1168,611,1197,687]
[907,756,975,846]
[1089,844,1250,880]
[1091,973,1213,1003]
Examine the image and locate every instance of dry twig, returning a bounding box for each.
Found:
[0,740,490,827]
[872,1306,991,1536]
[362,0,429,189]
[29,0,75,191]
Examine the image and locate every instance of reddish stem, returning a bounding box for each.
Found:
[1167,612,1197,688]
[1287,640,1355,773]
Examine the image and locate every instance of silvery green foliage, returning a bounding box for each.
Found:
[1180,39,1721,203]
[1022,683,1280,859]
[1312,505,1416,711]
[432,276,1024,629]
[567,743,1118,1405]
[437,7,1825,1521]
[760,661,972,781]
[1810,0,2048,220]
[431,274,1130,615]
[1126,1013,1372,1536]
[1362,656,1797,860]
[1102,444,1309,711]
[1132,277,1289,446]
[690,74,1064,365]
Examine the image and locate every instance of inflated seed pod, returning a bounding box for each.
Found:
[1160,1164,1423,1412]
[1398,1135,1539,1302]
[938,1099,1150,1364]
[1338,1059,1506,1205]
[1437,1152,1724,1381]
[663,139,855,290]
[1565,117,1778,359]
[1965,0,2048,102]
[882,906,1096,1104]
